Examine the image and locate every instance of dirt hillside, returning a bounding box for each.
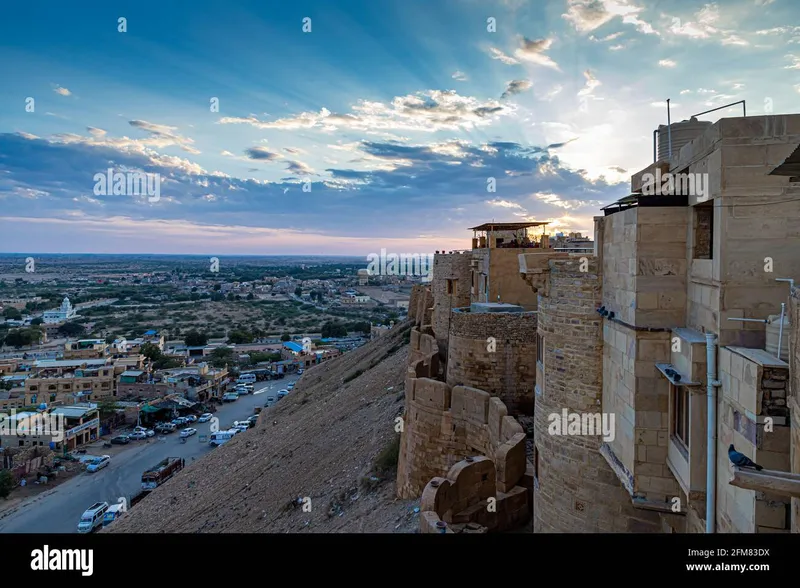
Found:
[108,321,420,533]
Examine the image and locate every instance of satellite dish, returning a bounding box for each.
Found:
[38,403,47,410]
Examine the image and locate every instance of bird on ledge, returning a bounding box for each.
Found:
[728,444,763,470]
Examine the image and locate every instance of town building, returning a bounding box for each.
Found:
[24,358,116,405]
[42,297,77,324]
[63,339,109,360]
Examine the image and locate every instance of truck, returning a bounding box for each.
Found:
[102,502,126,527]
[141,456,184,490]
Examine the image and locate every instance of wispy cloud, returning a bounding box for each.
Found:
[452,70,468,81]
[487,47,519,65]
[514,37,560,70]
[53,85,71,96]
[501,79,533,99]
[219,90,514,133]
[658,59,677,67]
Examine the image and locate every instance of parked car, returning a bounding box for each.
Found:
[198,413,213,423]
[266,396,275,403]
[235,386,249,396]
[180,427,197,438]
[247,415,259,424]
[277,389,289,399]
[110,435,130,445]
[129,431,147,441]
[232,424,249,433]
[134,426,155,437]
[155,423,177,434]
[171,417,188,427]
[297,369,304,375]
[244,384,254,392]
[287,383,295,390]
[222,393,239,402]
[86,455,111,472]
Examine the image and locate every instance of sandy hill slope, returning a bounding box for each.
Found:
[107,321,420,533]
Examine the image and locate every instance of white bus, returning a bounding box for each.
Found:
[209,430,237,447]
[237,373,256,384]
[77,502,109,533]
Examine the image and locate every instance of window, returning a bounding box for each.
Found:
[536,333,544,366]
[693,203,713,260]
[446,279,458,296]
[533,445,540,483]
[671,383,690,450]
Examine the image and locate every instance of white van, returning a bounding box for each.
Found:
[78,502,109,533]
[237,373,256,384]
[209,430,237,447]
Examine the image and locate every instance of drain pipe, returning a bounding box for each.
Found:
[705,333,721,533]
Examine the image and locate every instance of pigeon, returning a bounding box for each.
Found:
[728,444,763,470]
[608,311,615,319]
[597,306,606,315]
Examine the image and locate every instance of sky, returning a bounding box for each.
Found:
[0,0,798,256]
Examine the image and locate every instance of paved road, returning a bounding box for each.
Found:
[0,375,299,534]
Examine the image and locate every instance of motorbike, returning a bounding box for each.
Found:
[180,437,187,444]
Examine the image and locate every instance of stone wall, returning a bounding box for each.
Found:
[445,308,537,415]
[419,455,529,533]
[717,346,791,533]
[431,252,472,353]
[396,376,527,500]
[408,284,434,332]
[534,257,662,532]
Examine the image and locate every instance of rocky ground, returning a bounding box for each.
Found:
[108,321,421,533]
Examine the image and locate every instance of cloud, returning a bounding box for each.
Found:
[577,70,601,97]
[609,43,626,50]
[452,71,468,81]
[53,85,71,96]
[127,119,200,154]
[563,0,656,35]
[218,90,514,133]
[0,132,625,248]
[501,79,533,99]
[487,47,520,65]
[590,31,625,42]
[658,59,677,67]
[244,146,281,161]
[514,37,560,70]
[285,160,314,175]
[785,54,800,69]
[794,84,800,94]
[662,3,749,46]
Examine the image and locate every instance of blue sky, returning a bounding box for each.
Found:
[1,0,798,255]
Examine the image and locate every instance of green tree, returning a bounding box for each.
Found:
[184,330,208,347]
[139,342,162,361]
[0,470,14,499]
[280,333,291,342]
[4,329,40,348]
[2,307,21,320]
[209,346,234,368]
[294,287,302,297]
[321,321,347,338]
[30,317,43,326]
[58,322,85,337]
[227,330,253,344]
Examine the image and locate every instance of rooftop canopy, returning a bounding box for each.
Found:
[468,222,549,231]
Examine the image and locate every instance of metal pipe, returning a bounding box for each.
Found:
[726,317,768,323]
[691,100,746,119]
[705,333,719,534]
[776,303,786,361]
[666,99,673,159]
[653,129,658,162]
[776,277,795,290]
